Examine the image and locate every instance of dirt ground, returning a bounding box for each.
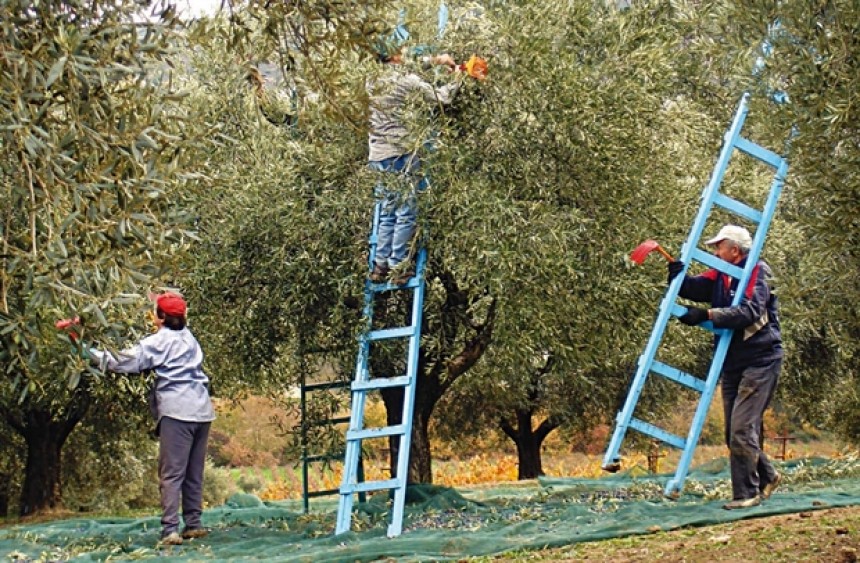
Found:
[507,505,860,562]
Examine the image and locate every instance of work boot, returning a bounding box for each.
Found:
[761,472,781,499]
[159,531,183,545]
[181,527,210,539]
[723,496,761,510]
[370,263,389,283]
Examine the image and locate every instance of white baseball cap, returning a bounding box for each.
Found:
[704,225,752,248]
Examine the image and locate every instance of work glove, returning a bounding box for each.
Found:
[678,306,709,326]
[667,261,685,283]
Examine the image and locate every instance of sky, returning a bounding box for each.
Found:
[176,0,225,18]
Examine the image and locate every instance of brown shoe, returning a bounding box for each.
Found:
[181,527,209,539]
[761,472,781,499]
[370,263,389,283]
[159,531,183,545]
[723,496,761,510]
[392,270,414,285]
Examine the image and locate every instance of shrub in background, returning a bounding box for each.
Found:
[62,435,159,513]
[209,397,292,467]
[237,470,265,494]
[204,459,238,507]
[0,426,24,518]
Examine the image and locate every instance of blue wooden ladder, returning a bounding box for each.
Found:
[601,93,790,497]
[335,202,427,537]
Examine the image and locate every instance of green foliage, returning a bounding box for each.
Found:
[203,459,239,507]
[423,0,735,442]
[0,0,202,372]
[0,0,210,512]
[178,16,372,395]
[180,0,860,481]
[60,398,159,512]
[714,1,860,445]
[62,437,159,513]
[0,422,24,517]
[237,471,265,493]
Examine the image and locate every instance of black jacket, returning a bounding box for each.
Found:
[679,257,783,372]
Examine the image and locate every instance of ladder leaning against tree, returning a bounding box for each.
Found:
[335,201,428,538]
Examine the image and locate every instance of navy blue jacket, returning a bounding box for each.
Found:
[678,258,783,372]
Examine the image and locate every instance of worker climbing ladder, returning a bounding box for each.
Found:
[602,93,790,497]
[335,201,427,538]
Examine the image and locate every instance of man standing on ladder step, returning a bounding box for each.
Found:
[367,26,461,285]
[667,224,783,510]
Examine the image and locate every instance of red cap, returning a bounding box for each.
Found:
[154,292,187,316]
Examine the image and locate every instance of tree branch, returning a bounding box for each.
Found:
[534,417,560,445]
[1,200,10,314]
[440,296,496,394]
[4,409,25,435]
[499,417,517,440]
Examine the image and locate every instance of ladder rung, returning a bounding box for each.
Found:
[308,416,351,427]
[371,278,421,291]
[307,488,340,498]
[304,453,344,463]
[341,478,401,494]
[628,417,687,450]
[650,361,706,393]
[347,424,407,441]
[303,380,351,392]
[690,248,744,279]
[734,136,784,169]
[352,375,411,392]
[712,193,763,224]
[368,326,415,341]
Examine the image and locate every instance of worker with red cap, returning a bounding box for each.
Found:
[89,291,214,546]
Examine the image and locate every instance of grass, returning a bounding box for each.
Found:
[475,505,860,562]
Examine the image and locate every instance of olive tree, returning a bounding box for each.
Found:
[182,0,746,483]
[676,1,860,446]
[0,0,204,514]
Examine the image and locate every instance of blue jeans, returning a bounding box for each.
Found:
[368,154,428,269]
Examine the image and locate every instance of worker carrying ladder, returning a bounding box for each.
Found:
[602,93,790,498]
[335,201,427,538]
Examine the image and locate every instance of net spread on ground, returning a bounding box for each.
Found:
[2,457,860,561]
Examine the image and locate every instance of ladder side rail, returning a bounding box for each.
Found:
[368,201,382,268]
[666,220,779,496]
[301,368,310,513]
[335,203,383,534]
[742,160,788,277]
[676,95,751,266]
[335,385,370,533]
[665,328,732,495]
[387,248,428,538]
[601,283,685,467]
[354,201,383,388]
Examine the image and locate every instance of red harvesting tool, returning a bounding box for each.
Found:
[55,316,81,341]
[630,239,674,265]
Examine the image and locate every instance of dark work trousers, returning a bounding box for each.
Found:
[721,358,782,500]
[158,417,211,534]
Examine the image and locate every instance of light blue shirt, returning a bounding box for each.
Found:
[90,327,215,423]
